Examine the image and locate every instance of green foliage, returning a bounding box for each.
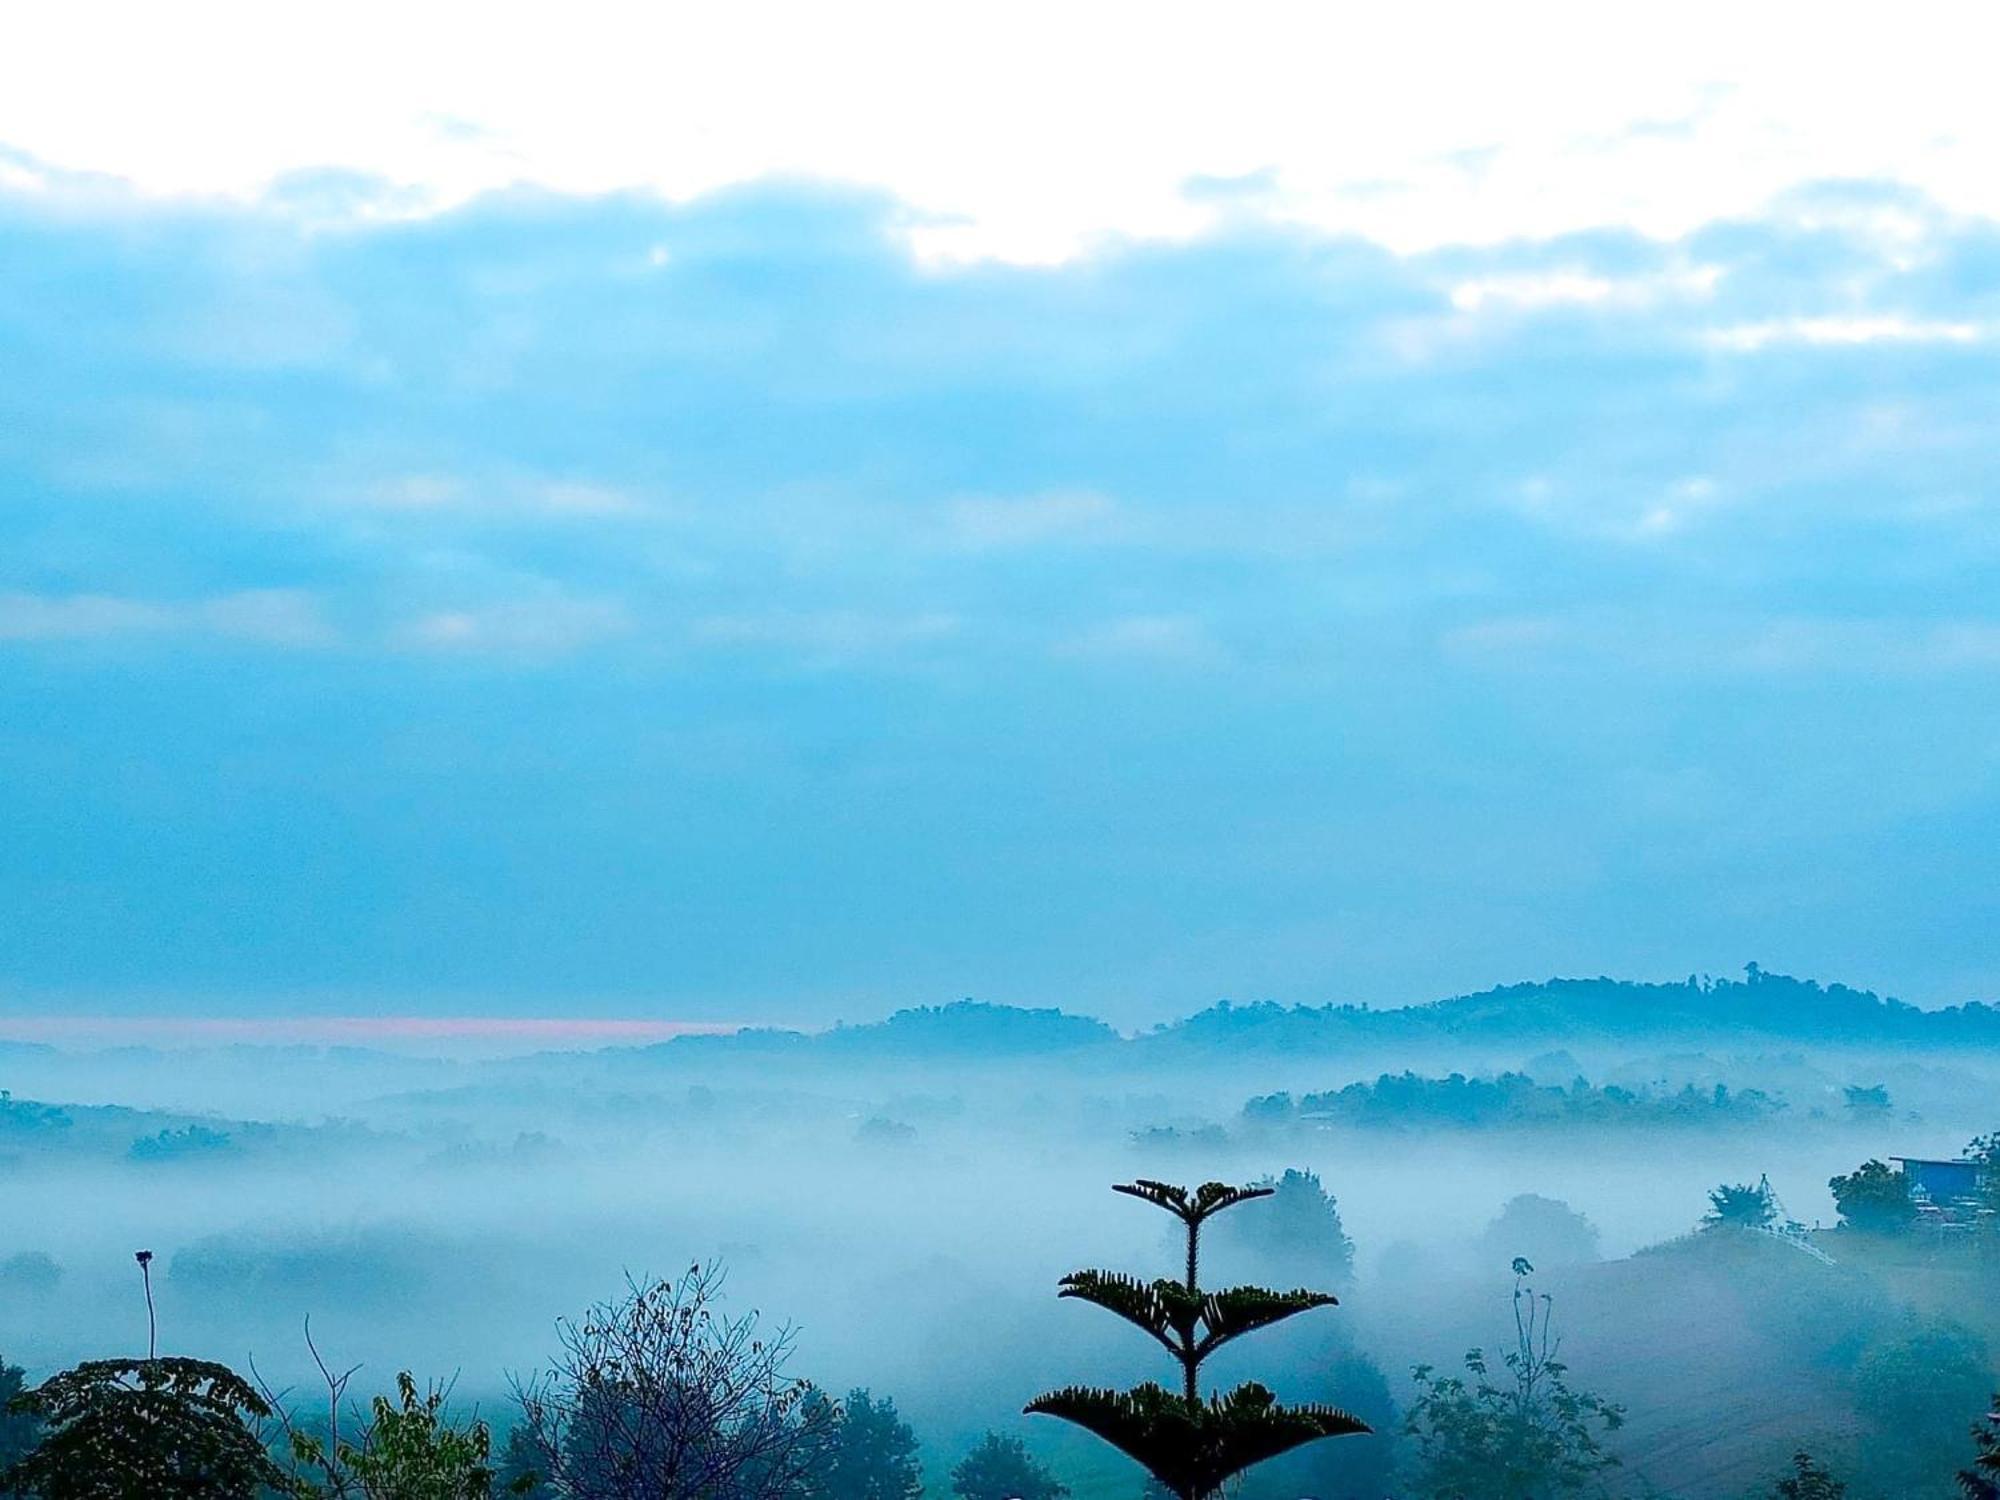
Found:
[1028,1178,1367,1500]
[1706,1180,1777,1230]
[1853,1320,1993,1499]
[1829,1159,1917,1235]
[796,1389,922,1500]
[1402,1267,1624,1500]
[1771,1450,1846,1499]
[4,1356,285,1499]
[284,1371,506,1499]
[1961,1395,1999,1500]
[950,1432,1069,1500]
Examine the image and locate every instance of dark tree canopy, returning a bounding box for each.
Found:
[1829,1159,1916,1234]
[950,1432,1069,1500]
[4,1357,284,1500]
[1705,1180,1777,1230]
[796,1389,922,1500]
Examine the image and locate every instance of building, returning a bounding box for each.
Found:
[1893,1156,1985,1204]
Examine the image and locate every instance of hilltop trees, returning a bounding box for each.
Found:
[1829,1160,1916,1234]
[1705,1180,1777,1230]
[950,1432,1068,1500]
[1027,1178,1368,1500]
[1402,1262,1624,1500]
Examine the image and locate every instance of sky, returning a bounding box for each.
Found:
[1,3,1998,1027]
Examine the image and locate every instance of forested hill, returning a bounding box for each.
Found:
[1141,969,2000,1053]
[636,969,2000,1065]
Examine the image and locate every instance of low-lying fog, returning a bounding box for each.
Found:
[4,992,1998,1497]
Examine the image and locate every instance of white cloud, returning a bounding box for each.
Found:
[349,473,650,518]
[6,3,2000,260]
[396,597,629,654]
[0,589,332,645]
[1055,614,1220,666]
[692,610,959,660]
[1706,316,1992,351]
[937,490,1116,550]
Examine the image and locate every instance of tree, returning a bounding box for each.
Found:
[1479,1195,1600,1268]
[950,1432,1069,1500]
[1402,1262,1624,1500]
[495,1424,550,1499]
[1854,1320,1992,1498]
[1771,1450,1845,1499]
[510,1264,832,1499]
[1829,1159,1916,1234]
[1961,1395,1999,1500]
[282,1370,508,1499]
[4,1357,285,1499]
[1705,1179,1776,1230]
[1966,1134,2000,1215]
[797,1389,922,1500]
[1209,1168,1356,1288]
[1026,1178,1369,1500]
[0,1353,43,1484]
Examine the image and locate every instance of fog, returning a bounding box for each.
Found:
[6,983,1999,1497]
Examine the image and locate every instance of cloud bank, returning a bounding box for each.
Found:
[0,170,1995,1020]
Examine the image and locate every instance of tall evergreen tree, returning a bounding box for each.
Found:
[1027,1178,1368,1500]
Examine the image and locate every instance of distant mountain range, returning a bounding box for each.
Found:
[636,969,2000,1062]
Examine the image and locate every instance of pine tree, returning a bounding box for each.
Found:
[1962,1396,1999,1500]
[1026,1178,1368,1500]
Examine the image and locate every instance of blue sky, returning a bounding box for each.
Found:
[2,124,1998,1022]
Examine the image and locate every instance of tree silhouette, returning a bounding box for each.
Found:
[1026,1178,1368,1500]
